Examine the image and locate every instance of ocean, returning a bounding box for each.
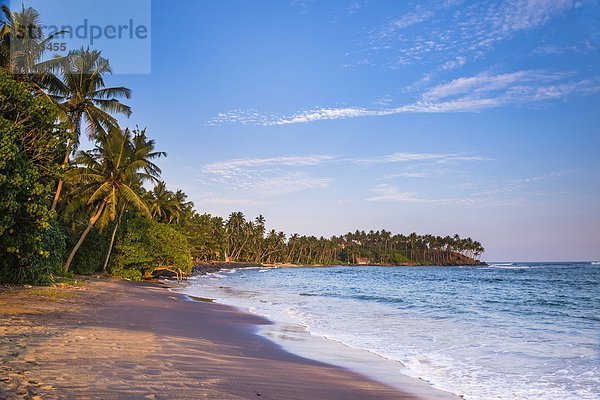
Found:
[179,263,600,400]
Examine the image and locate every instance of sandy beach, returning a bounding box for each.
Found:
[0,277,420,399]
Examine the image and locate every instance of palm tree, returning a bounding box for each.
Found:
[63,128,151,272]
[148,181,177,222]
[0,5,64,78]
[101,127,165,272]
[171,190,194,224]
[45,48,132,210]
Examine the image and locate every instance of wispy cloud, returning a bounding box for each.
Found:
[201,155,334,200]
[290,0,316,13]
[347,0,368,15]
[392,9,435,29]
[381,172,431,179]
[389,0,461,30]
[366,184,478,205]
[379,0,579,68]
[200,152,489,202]
[203,152,490,173]
[535,36,600,55]
[471,170,577,196]
[349,152,492,165]
[202,155,335,175]
[199,198,274,206]
[367,169,578,206]
[255,173,331,196]
[208,70,600,126]
[421,70,567,101]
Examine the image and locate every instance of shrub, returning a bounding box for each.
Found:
[111,217,193,280]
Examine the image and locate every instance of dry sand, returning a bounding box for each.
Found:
[0,277,419,399]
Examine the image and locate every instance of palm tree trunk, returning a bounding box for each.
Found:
[63,201,106,272]
[51,137,72,211]
[52,112,81,211]
[102,207,124,273]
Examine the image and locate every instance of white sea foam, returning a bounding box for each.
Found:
[180,264,600,400]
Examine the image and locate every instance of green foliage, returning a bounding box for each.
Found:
[391,251,411,264]
[183,213,226,261]
[1,221,66,285]
[111,217,192,280]
[65,227,109,275]
[0,72,68,284]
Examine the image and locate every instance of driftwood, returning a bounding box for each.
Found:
[149,266,187,283]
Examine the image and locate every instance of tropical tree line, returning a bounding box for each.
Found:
[0,5,484,284]
[186,212,484,266]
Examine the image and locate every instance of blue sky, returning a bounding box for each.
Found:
[32,0,600,260]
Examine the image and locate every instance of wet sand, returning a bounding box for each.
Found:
[0,277,420,399]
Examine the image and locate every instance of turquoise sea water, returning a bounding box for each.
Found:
[181,263,600,400]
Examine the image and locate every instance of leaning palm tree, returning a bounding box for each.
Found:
[100,127,165,272]
[63,128,151,273]
[45,47,132,211]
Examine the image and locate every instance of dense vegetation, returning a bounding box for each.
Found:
[0,5,484,284]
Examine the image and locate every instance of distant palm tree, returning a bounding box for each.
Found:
[171,190,194,224]
[63,128,151,272]
[45,48,132,210]
[148,181,177,222]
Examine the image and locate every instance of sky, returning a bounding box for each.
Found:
[20,0,600,261]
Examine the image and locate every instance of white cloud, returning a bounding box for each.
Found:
[350,152,492,165]
[382,172,431,179]
[367,170,577,206]
[255,173,331,196]
[199,152,492,206]
[392,10,435,29]
[421,71,564,101]
[208,70,600,126]
[347,0,367,15]
[290,0,316,13]
[366,184,477,205]
[377,0,579,68]
[201,152,489,198]
[441,56,467,71]
[495,0,577,32]
[199,198,274,206]
[201,156,334,200]
[203,152,489,175]
[471,170,577,196]
[270,107,373,125]
[390,0,462,30]
[202,155,335,175]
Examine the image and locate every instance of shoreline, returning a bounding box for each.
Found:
[177,273,460,400]
[192,260,486,276]
[255,318,460,400]
[1,277,424,399]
